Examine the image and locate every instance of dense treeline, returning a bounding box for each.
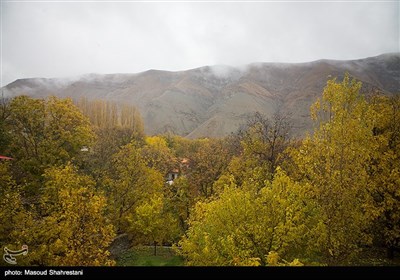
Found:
[0,74,399,266]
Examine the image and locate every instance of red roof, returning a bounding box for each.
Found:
[0,155,13,160]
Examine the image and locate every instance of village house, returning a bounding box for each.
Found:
[165,158,190,185]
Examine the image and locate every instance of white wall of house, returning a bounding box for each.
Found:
[167,172,179,181]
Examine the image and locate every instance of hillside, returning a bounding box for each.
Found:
[3,53,399,138]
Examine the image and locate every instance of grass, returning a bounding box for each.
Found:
[116,245,184,266]
[115,245,399,266]
[353,247,400,266]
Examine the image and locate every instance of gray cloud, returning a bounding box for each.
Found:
[1,1,399,86]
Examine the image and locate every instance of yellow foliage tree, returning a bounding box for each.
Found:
[164,176,194,233]
[3,96,95,196]
[0,162,33,266]
[367,95,400,258]
[132,195,180,255]
[75,97,144,178]
[178,168,310,266]
[27,163,115,266]
[106,141,164,233]
[289,74,378,265]
[7,96,94,166]
[141,136,176,174]
[187,138,232,198]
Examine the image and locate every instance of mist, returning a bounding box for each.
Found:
[1,1,398,86]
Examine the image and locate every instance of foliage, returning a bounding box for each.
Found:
[2,75,399,267]
[26,163,116,266]
[75,97,144,179]
[240,111,292,175]
[367,95,400,257]
[178,168,310,266]
[215,112,292,192]
[289,74,378,264]
[76,97,144,135]
[141,136,176,174]
[8,96,94,166]
[132,195,180,253]
[2,96,94,195]
[186,138,232,198]
[0,162,34,266]
[105,141,164,233]
[164,176,194,233]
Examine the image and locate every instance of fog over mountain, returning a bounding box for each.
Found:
[3,53,399,138]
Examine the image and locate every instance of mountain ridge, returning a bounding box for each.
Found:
[3,53,399,138]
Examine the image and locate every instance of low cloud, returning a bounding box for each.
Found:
[1,1,398,86]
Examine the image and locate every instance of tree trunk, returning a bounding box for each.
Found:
[154,241,157,256]
[387,246,394,259]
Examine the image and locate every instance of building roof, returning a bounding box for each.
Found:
[0,155,13,160]
[181,158,189,164]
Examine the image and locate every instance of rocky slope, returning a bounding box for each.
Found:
[3,53,399,138]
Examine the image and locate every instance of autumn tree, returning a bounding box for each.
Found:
[164,176,194,233]
[132,195,180,255]
[163,134,197,159]
[178,168,310,266]
[75,97,144,178]
[187,138,232,198]
[26,163,115,266]
[289,74,378,265]
[0,162,34,266]
[0,97,11,154]
[241,111,292,174]
[141,136,176,175]
[8,96,94,165]
[213,112,292,194]
[2,96,94,195]
[238,111,291,181]
[76,97,144,134]
[105,141,164,233]
[367,94,400,258]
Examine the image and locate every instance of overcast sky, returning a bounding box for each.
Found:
[1,0,399,86]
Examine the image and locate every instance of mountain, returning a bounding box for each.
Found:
[3,53,400,138]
